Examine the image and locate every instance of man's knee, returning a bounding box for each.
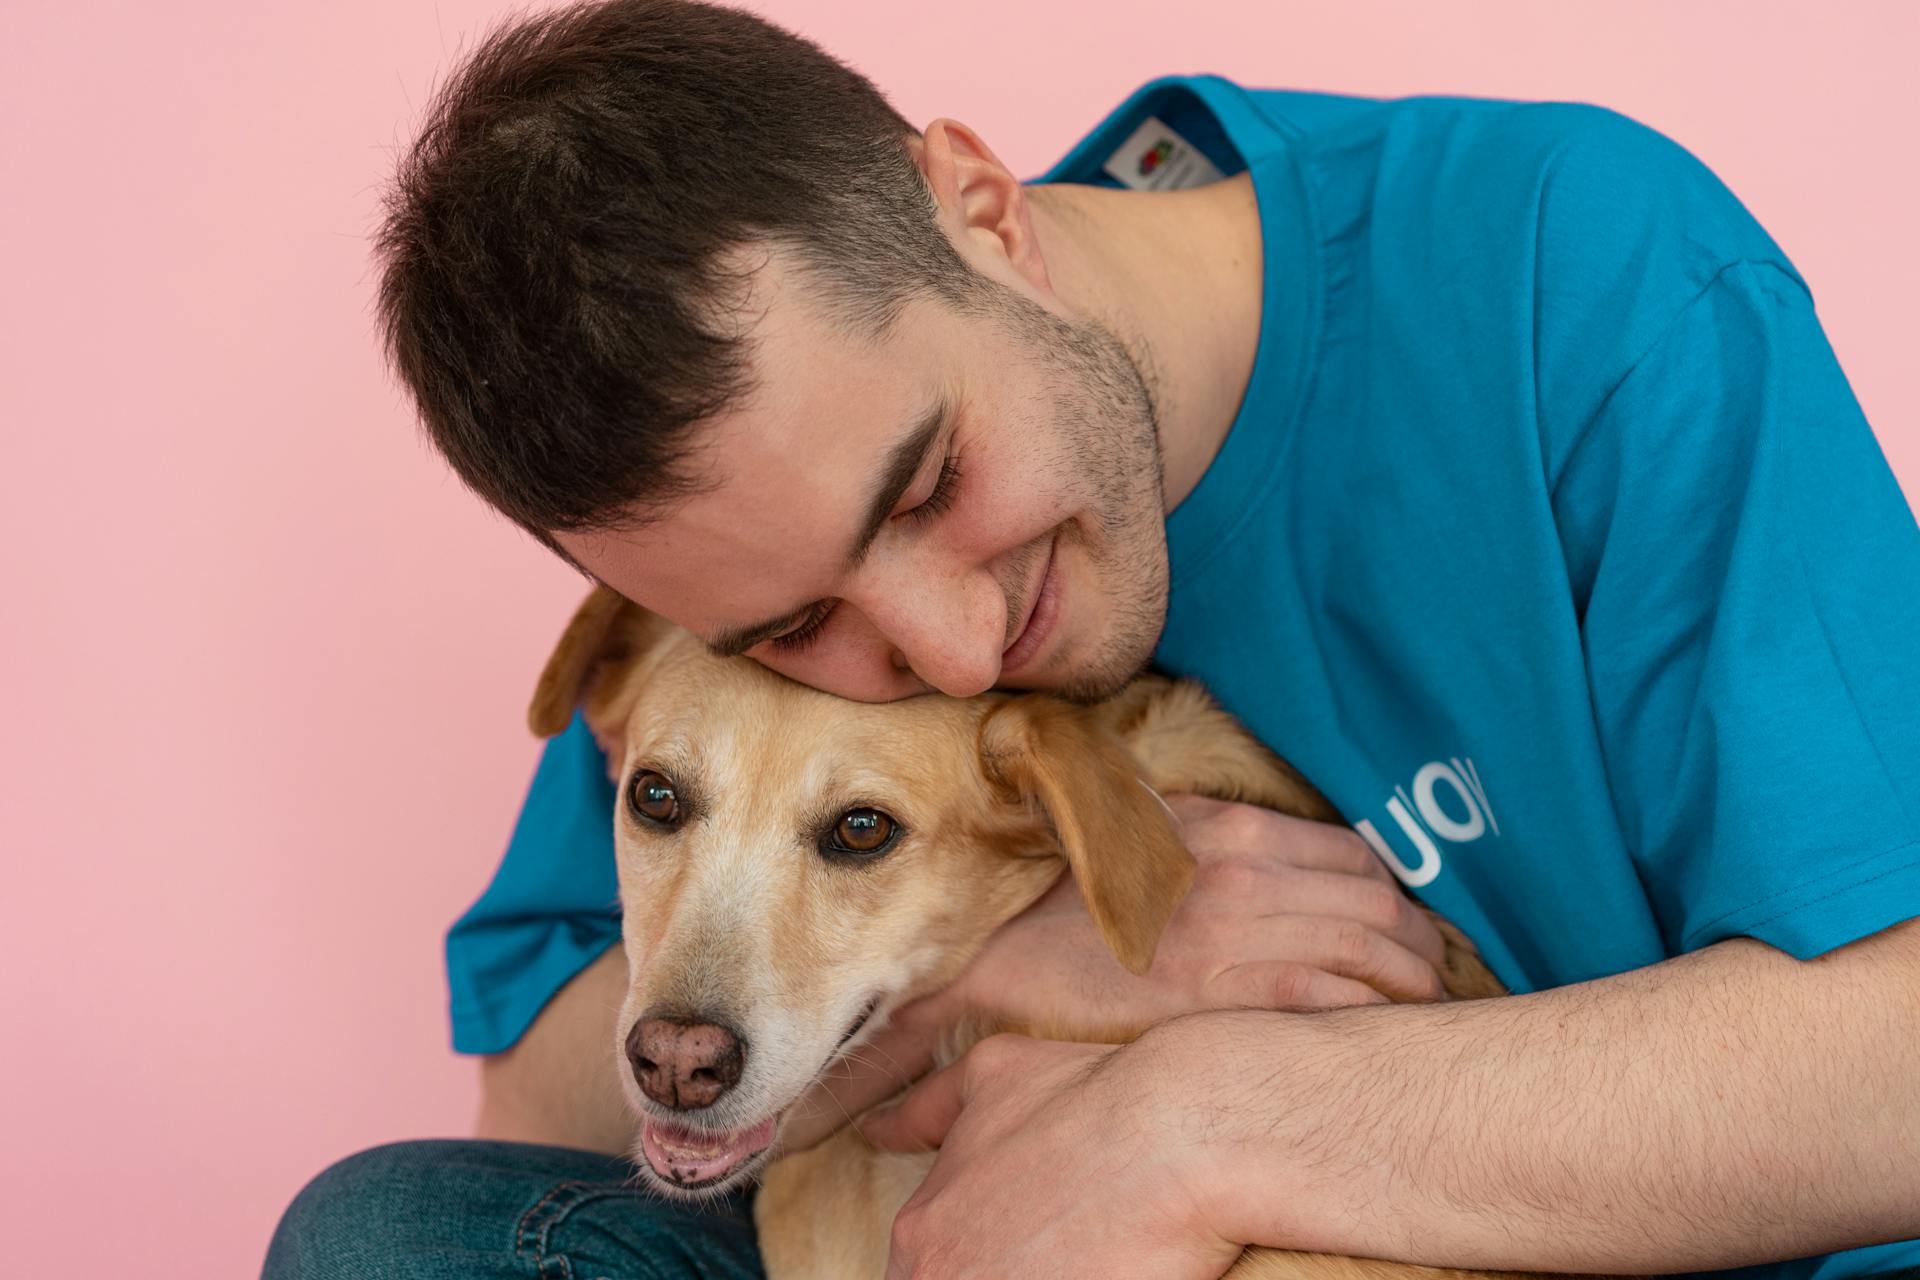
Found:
[263,1140,526,1279]
[262,1138,762,1280]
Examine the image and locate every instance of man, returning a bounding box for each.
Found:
[266,0,1920,1276]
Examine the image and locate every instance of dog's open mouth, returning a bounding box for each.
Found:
[639,1113,778,1189]
[638,996,882,1190]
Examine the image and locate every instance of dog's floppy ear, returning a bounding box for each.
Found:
[528,584,665,741]
[979,696,1196,975]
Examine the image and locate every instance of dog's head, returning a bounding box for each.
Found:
[531,585,1195,1196]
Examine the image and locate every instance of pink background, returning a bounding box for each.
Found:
[2,2,1914,1274]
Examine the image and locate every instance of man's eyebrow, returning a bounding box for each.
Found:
[703,396,951,659]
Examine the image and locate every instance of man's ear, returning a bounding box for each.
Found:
[910,119,1053,299]
[978,696,1196,975]
[528,584,667,745]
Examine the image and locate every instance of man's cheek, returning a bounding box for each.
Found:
[793,644,896,703]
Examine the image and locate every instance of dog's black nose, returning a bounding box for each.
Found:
[627,1014,747,1110]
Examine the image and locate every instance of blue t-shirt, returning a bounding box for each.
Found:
[446,74,1920,1279]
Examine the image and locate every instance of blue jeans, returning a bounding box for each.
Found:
[263,1140,766,1279]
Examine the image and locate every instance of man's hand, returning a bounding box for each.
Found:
[860,1031,1242,1280]
[779,794,1446,1151]
[868,922,1920,1276]
[947,793,1448,1032]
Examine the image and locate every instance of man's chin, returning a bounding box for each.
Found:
[1039,638,1159,706]
[1031,573,1165,707]
[634,1112,779,1196]
[998,646,1155,706]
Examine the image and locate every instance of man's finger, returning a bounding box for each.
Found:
[1245,914,1449,1003]
[858,1054,969,1153]
[1262,821,1400,882]
[1206,960,1393,1012]
[1232,866,1448,969]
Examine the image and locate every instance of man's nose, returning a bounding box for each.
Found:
[626,1013,746,1111]
[853,572,1006,698]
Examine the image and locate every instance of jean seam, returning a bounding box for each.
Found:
[514,1179,669,1280]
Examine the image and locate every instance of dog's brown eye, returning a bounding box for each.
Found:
[628,770,681,826]
[827,808,898,858]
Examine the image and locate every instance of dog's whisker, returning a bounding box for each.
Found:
[836,1049,904,1083]
[853,1042,912,1079]
[815,1084,862,1132]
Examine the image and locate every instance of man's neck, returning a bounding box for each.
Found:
[1026,175,1265,512]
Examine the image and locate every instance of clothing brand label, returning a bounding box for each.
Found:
[1101,116,1227,191]
[1353,757,1499,888]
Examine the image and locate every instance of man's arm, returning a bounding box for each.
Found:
[474,946,635,1155]
[869,917,1920,1275]
[1207,918,1920,1271]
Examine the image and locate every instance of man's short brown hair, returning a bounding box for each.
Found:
[375,0,996,556]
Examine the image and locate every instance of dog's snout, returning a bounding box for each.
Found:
[627,1014,747,1111]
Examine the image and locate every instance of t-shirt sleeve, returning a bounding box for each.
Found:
[444,710,622,1054]
[1552,257,1920,958]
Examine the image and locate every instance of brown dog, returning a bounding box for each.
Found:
[532,585,1550,1280]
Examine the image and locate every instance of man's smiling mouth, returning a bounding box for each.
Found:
[636,996,883,1191]
[1001,531,1061,677]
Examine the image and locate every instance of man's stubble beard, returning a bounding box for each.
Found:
[990,292,1171,707]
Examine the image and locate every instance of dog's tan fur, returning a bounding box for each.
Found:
[533,586,1540,1279]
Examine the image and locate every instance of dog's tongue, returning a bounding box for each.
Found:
[640,1115,777,1187]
